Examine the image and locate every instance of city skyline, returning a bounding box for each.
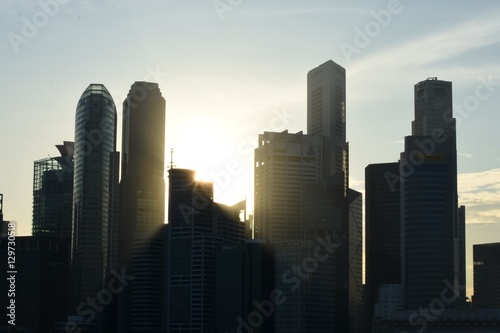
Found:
[2,1,500,300]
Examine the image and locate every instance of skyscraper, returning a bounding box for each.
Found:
[401,78,461,309]
[32,141,74,238]
[473,242,500,309]
[70,84,119,327]
[215,240,275,333]
[307,60,347,182]
[365,163,401,331]
[166,168,244,332]
[118,82,166,333]
[254,130,323,242]
[308,60,362,333]
[119,82,166,260]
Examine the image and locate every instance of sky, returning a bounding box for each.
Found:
[2,0,500,297]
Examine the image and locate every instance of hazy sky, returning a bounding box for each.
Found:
[2,0,500,296]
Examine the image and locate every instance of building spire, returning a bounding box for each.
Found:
[169,148,176,169]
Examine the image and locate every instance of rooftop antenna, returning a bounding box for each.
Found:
[169,148,176,169]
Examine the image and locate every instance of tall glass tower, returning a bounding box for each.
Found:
[118,81,166,333]
[401,78,462,309]
[71,84,119,316]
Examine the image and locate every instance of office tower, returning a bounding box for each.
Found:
[274,238,337,333]
[118,82,165,333]
[254,130,323,241]
[215,240,275,333]
[308,60,364,333]
[401,78,460,309]
[0,236,69,332]
[307,60,348,186]
[213,200,247,244]
[119,81,166,264]
[365,163,401,330]
[70,84,119,327]
[166,168,221,332]
[473,242,500,309]
[32,141,74,238]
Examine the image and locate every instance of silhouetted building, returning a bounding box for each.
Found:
[254,130,323,241]
[473,242,500,309]
[166,168,245,332]
[214,200,247,244]
[458,205,466,301]
[0,194,8,237]
[308,60,362,333]
[118,81,166,333]
[307,60,348,185]
[365,162,401,331]
[347,189,364,333]
[215,240,275,333]
[70,84,119,331]
[401,78,462,309]
[32,141,74,238]
[0,236,69,332]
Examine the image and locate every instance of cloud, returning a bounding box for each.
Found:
[350,11,500,76]
[458,168,500,224]
[459,152,473,159]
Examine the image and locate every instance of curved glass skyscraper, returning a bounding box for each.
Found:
[71,84,118,312]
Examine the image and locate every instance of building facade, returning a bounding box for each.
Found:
[473,242,500,309]
[118,81,166,333]
[365,162,402,331]
[70,84,119,330]
[401,78,462,309]
[254,130,323,242]
[32,141,74,238]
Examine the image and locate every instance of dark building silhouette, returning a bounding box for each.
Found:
[215,240,275,333]
[118,81,166,333]
[254,130,323,242]
[70,84,119,331]
[401,78,462,309]
[308,60,362,333]
[214,200,247,245]
[0,194,8,237]
[253,60,362,332]
[32,141,74,238]
[473,242,500,309]
[365,162,401,331]
[166,168,246,332]
[0,236,69,332]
